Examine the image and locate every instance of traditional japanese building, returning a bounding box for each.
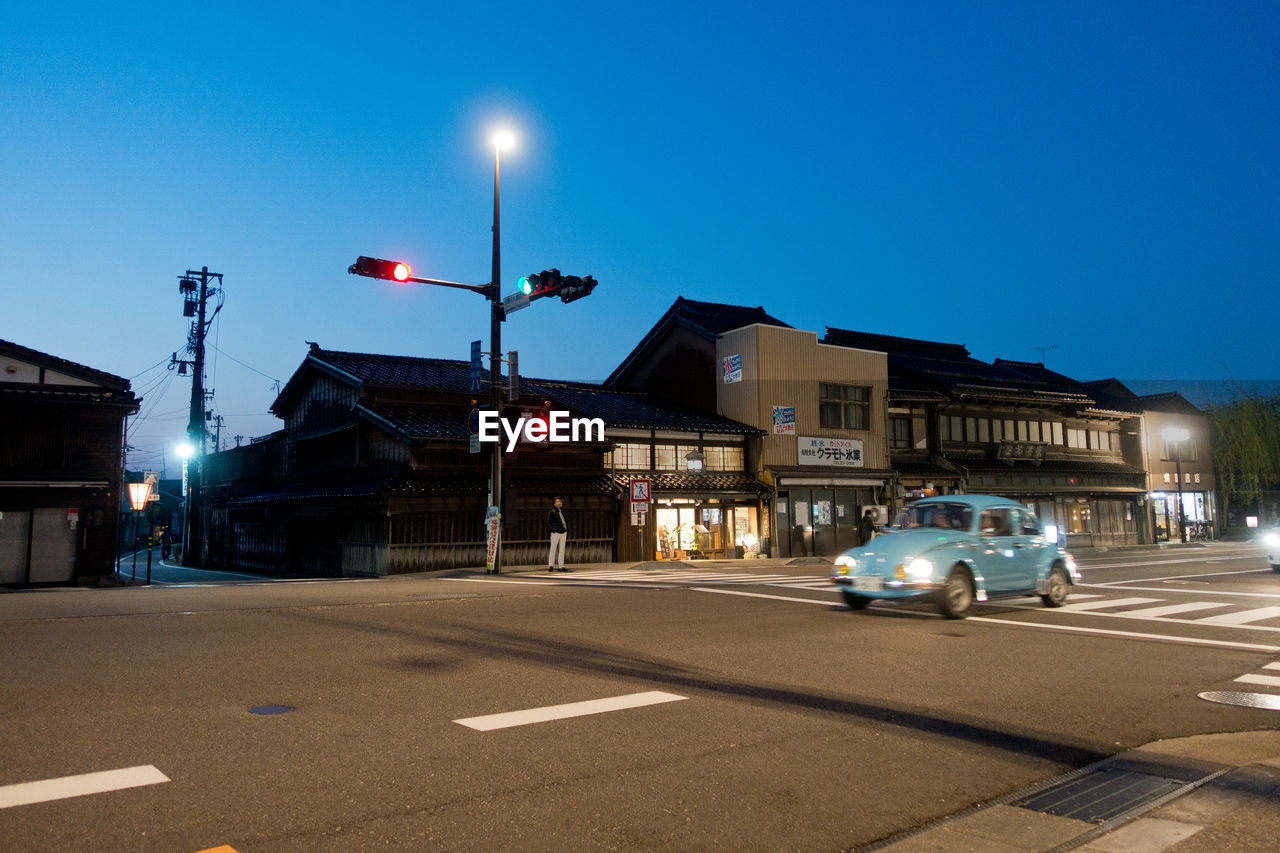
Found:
[0,339,138,585]
[198,344,762,575]
[822,329,1151,547]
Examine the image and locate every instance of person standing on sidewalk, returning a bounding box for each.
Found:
[547,496,569,572]
[858,508,877,546]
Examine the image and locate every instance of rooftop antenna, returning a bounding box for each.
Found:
[1031,345,1057,364]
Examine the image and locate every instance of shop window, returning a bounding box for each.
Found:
[819,383,871,430]
[610,443,651,470]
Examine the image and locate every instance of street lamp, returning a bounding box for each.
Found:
[127,481,153,583]
[1162,426,1190,543]
[488,130,515,575]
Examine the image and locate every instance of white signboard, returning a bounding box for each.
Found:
[797,436,864,467]
[722,354,742,384]
[772,406,795,435]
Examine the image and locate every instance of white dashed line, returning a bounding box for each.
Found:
[454,691,686,731]
[0,765,169,809]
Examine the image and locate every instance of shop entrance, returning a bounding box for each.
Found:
[653,503,758,560]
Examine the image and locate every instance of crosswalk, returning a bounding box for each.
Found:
[532,567,1280,631]
[531,567,837,591]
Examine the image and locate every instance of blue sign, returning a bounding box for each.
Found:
[470,340,483,393]
[772,406,795,434]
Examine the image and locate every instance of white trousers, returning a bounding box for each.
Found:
[548,531,567,568]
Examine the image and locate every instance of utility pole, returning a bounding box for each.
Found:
[177,266,223,567]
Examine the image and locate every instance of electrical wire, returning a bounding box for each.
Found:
[212,344,280,383]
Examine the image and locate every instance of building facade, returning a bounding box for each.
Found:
[0,339,138,585]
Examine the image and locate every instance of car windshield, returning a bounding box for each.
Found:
[896,502,973,532]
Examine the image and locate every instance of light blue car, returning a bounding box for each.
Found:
[830,495,1080,619]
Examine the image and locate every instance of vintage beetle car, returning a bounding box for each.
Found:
[1261,525,1280,572]
[830,494,1080,618]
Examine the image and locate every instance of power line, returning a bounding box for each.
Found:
[212,344,280,383]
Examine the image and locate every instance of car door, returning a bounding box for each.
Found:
[1006,508,1044,589]
[975,508,1019,592]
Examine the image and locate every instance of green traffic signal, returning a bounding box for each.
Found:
[517,275,534,296]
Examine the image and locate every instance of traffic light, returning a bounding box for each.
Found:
[557,274,597,304]
[516,269,563,300]
[349,256,412,282]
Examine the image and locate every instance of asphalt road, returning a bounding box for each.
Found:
[2,544,1278,851]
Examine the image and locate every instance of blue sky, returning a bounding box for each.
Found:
[3,1,1277,473]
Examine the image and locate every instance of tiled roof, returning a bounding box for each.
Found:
[823,327,1094,405]
[278,346,761,437]
[384,472,619,496]
[525,379,763,435]
[357,402,472,440]
[1135,392,1204,416]
[229,478,386,506]
[0,339,132,391]
[612,472,772,496]
[606,297,791,385]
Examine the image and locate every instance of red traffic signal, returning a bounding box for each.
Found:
[349,256,412,282]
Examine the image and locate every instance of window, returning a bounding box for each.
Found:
[1051,422,1064,445]
[1162,438,1198,462]
[1027,421,1041,442]
[889,417,912,450]
[951,415,964,440]
[704,446,744,471]
[977,418,990,443]
[991,419,1003,442]
[819,383,871,430]
[610,443,650,470]
[654,445,677,471]
[1067,428,1086,449]
[966,418,977,443]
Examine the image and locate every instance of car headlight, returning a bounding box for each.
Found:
[833,555,857,575]
[1262,533,1280,549]
[906,557,933,579]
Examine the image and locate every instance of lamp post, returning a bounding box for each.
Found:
[489,130,513,575]
[127,481,153,582]
[1162,426,1190,543]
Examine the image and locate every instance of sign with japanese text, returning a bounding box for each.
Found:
[484,506,501,571]
[722,354,742,384]
[797,436,864,467]
[772,406,795,435]
[469,340,483,394]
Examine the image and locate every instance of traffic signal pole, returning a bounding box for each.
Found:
[489,143,504,574]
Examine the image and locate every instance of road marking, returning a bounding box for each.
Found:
[1196,606,1280,626]
[455,691,686,731]
[1059,597,1161,612]
[967,617,1280,652]
[1090,566,1269,585]
[1081,554,1260,570]
[0,765,169,809]
[1122,602,1232,618]
[1077,583,1280,600]
[1264,662,1280,671]
[1235,674,1280,687]
[692,587,837,606]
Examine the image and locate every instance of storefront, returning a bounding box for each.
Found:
[770,472,892,558]
[1150,490,1216,541]
[653,499,760,559]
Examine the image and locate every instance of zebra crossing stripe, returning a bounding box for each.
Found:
[1197,606,1280,626]
[1234,674,1280,688]
[1123,602,1232,619]
[1264,662,1280,671]
[1059,597,1162,612]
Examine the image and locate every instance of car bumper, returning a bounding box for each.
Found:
[831,577,943,598]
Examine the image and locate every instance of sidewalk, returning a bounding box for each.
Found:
[867,731,1280,852]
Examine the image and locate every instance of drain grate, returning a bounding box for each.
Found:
[1014,767,1183,823]
[249,705,295,715]
[1199,690,1280,710]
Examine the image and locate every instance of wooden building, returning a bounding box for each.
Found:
[0,339,138,585]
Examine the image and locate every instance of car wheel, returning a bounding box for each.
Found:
[1272,563,1280,574]
[936,567,973,619]
[1040,565,1070,608]
[841,589,871,610]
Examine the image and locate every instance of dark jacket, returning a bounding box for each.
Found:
[547,507,567,534]
[858,514,875,545]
